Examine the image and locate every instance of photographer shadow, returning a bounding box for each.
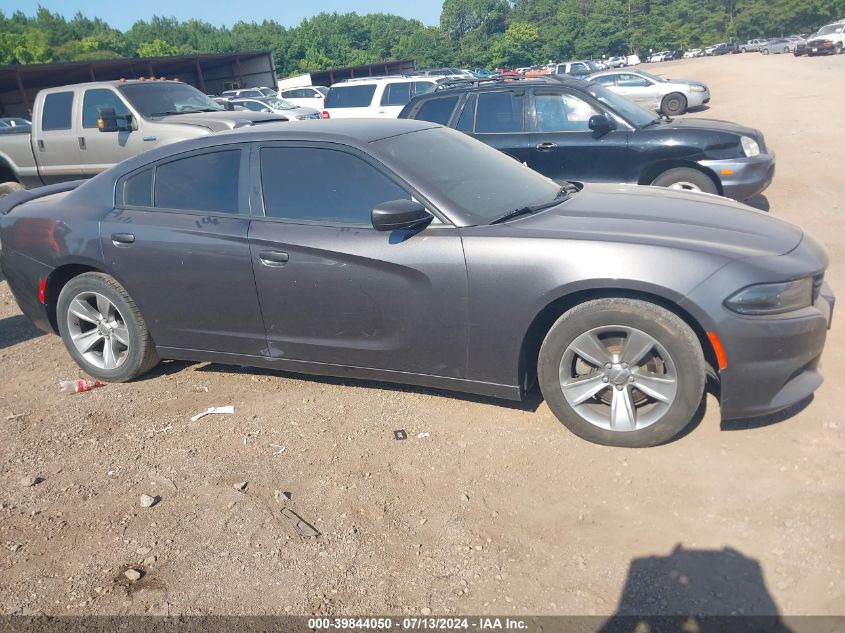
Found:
[598,544,792,633]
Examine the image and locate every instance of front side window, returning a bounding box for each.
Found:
[155,150,243,213]
[593,75,616,86]
[82,89,131,128]
[475,91,524,133]
[414,96,459,125]
[41,92,73,131]
[534,92,600,132]
[325,85,377,108]
[241,101,266,112]
[260,147,409,226]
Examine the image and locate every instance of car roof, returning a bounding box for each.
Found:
[43,79,189,91]
[428,76,592,95]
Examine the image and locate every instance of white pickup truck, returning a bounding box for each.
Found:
[0,79,287,194]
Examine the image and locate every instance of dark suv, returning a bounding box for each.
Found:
[399,77,774,200]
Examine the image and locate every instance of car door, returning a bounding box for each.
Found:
[469,89,531,165]
[611,73,660,110]
[100,145,268,356]
[528,87,632,184]
[247,142,469,378]
[31,90,83,184]
[78,87,148,176]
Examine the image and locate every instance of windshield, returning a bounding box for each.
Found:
[119,82,224,117]
[635,69,667,83]
[817,24,842,35]
[584,83,658,127]
[266,98,297,110]
[374,127,568,225]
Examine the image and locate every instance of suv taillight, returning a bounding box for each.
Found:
[322,110,330,119]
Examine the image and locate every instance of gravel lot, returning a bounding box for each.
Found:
[1,53,843,618]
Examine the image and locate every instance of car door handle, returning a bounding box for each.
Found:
[536,142,558,151]
[78,136,86,150]
[259,251,289,266]
[111,233,135,245]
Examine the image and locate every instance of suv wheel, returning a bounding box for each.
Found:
[660,92,687,116]
[57,272,159,382]
[836,42,843,54]
[537,298,705,447]
[650,167,717,194]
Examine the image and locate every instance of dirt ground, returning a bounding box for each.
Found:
[1,53,844,618]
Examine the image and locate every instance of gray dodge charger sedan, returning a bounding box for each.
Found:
[0,119,834,447]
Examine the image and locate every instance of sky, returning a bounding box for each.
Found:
[0,0,443,30]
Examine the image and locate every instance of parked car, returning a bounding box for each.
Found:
[682,49,703,58]
[551,61,602,78]
[255,87,277,97]
[220,88,265,99]
[323,76,441,119]
[0,119,832,447]
[0,79,285,195]
[795,21,845,56]
[399,76,774,200]
[711,42,739,55]
[626,54,642,65]
[278,85,328,109]
[704,45,718,55]
[588,69,710,116]
[649,51,671,62]
[229,97,322,120]
[740,39,767,53]
[606,56,628,68]
[760,38,798,54]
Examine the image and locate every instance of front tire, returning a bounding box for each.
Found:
[650,167,718,194]
[537,298,705,447]
[0,181,25,197]
[660,92,687,116]
[836,43,843,54]
[57,272,159,382]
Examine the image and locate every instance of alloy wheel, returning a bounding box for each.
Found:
[667,181,703,192]
[558,325,678,432]
[66,291,130,370]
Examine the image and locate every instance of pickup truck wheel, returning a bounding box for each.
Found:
[651,167,718,194]
[741,47,747,53]
[0,181,25,197]
[836,43,843,54]
[57,272,159,383]
[660,92,687,116]
[537,298,705,447]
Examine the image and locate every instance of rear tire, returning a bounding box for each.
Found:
[537,298,705,447]
[762,48,769,55]
[651,167,718,194]
[660,92,687,116]
[57,272,159,383]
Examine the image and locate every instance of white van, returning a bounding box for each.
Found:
[323,76,441,119]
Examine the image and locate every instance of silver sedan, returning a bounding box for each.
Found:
[229,97,323,120]
[588,69,710,116]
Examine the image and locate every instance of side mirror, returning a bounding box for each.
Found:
[97,107,133,133]
[589,114,615,135]
[372,199,433,232]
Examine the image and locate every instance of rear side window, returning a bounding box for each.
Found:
[414,96,459,125]
[592,75,616,86]
[122,168,153,207]
[475,91,524,133]
[381,82,412,106]
[41,92,73,131]
[260,147,409,225]
[82,89,131,129]
[325,85,377,108]
[155,150,243,213]
[413,81,436,96]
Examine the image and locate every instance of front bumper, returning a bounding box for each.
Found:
[680,235,833,421]
[699,153,775,201]
[686,89,710,108]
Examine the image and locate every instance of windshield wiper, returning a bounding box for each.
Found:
[490,185,576,225]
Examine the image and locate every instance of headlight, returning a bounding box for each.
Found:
[740,135,760,157]
[690,85,707,92]
[725,278,814,315]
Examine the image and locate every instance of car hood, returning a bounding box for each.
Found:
[665,79,706,88]
[807,35,834,43]
[655,117,757,138]
[506,183,802,259]
[152,111,288,131]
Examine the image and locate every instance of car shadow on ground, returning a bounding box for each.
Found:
[687,104,710,113]
[597,544,793,632]
[194,363,545,413]
[0,314,45,351]
[721,396,813,431]
[744,194,771,211]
